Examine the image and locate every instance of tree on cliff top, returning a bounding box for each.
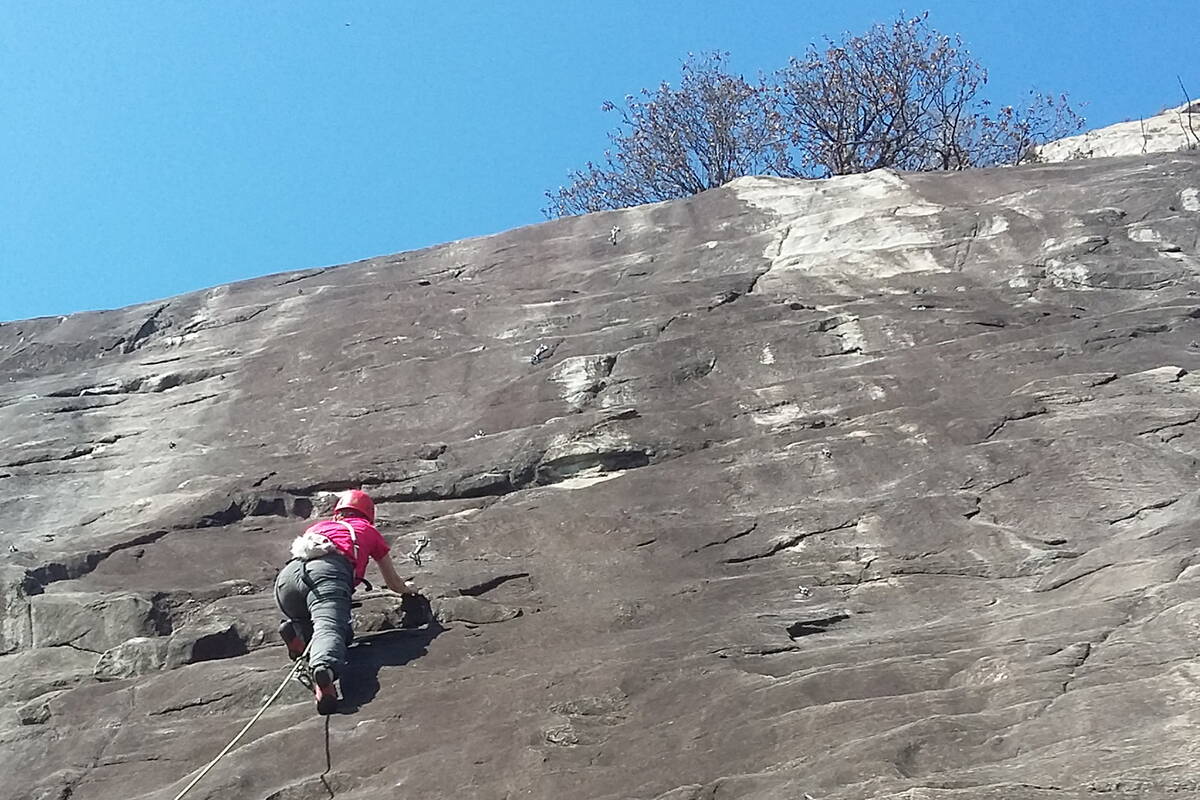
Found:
[543,52,787,217]
[543,14,1084,218]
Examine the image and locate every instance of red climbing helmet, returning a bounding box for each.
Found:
[334,489,375,524]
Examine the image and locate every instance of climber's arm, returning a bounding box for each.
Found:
[377,553,419,595]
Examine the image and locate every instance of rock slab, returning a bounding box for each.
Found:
[2,149,1200,799]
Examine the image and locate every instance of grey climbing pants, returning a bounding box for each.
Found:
[274,555,354,675]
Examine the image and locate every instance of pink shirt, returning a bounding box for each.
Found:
[304,517,390,582]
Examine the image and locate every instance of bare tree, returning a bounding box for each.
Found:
[774,14,1082,175]
[544,17,1084,216]
[973,91,1086,165]
[774,14,980,175]
[543,53,787,218]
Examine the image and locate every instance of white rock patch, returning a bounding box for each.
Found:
[759,346,776,365]
[894,204,941,218]
[1046,260,1092,289]
[730,171,948,288]
[1131,365,1187,384]
[837,316,868,352]
[523,300,571,311]
[1044,234,1106,254]
[548,467,630,490]
[752,403,802,427]
[552,355,612,408]
[1183,188,1200,212]
[981,215,1010,236]
[542,429,631,464]
[1032,103,1199,162]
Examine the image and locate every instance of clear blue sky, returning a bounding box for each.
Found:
[1,2,1196,322]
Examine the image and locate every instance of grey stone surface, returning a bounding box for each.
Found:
[29,590,161,652]
[2,150,1200,799]
[434,595,522,625]
[0,565,34,654]
[94,636,170,681]
[164,620,252,669]
[0,648,98,703]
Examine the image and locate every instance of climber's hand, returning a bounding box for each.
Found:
[399,591,434,628]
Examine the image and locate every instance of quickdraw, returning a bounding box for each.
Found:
[408,535,430,566]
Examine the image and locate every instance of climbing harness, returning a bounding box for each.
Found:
[284,520,369,593]
[171,643,313,800]
[339,520,360,565]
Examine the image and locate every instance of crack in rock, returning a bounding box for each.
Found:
[535,448,652,485]
[52,637,102,655]
[165,392,222,410]
[953,217,982,270]
[46,366,231,398]
[656,315,682,335]
[691,522,759,554]
[744,265,774,297]
[703,274,762,313]
[1056,641,1094,696]
[1138,412,1200,437]
[736,643,801,656]
[2,445,96,468]
[981,472,1032,493]
[786,613,850,639]
[3,434,135,469]
[48,398,127,414]
[458,573,531,597]
[177,306,269,338]
[371,437,666,504]
[724,519,859,564]
[1107,495,1183,524]
[981,406,1049,441]
[23,530,174,596]
[275,268,328,286]
[1035,563,1113,592]
[197,492,314,526]
[115,304,169,354]
[147,690,237,716]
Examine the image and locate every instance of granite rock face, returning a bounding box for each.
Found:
[3,150,1200,800]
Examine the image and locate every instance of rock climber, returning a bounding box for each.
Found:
[274,489,429,714]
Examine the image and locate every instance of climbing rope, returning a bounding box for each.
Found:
[171,645,312,800]
[320,716,334,798]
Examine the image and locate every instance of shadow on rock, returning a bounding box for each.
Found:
[337,621,445,713]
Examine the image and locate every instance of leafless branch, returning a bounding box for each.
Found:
[544,16,1084,216]
[1177,76,1199,149]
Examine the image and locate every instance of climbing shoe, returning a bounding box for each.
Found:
[279,620,306,661]
[313,667,339,716]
